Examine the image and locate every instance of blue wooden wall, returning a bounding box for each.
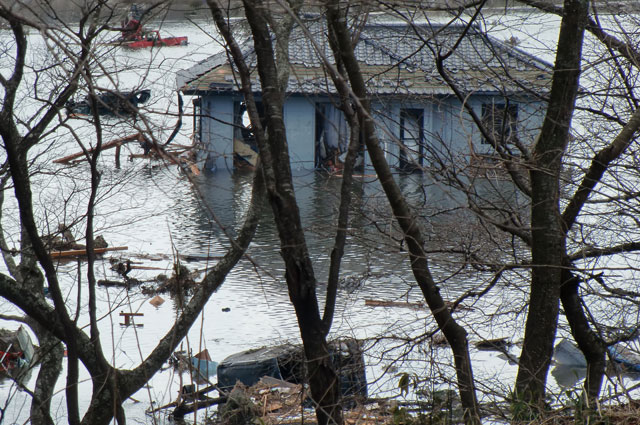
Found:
[198,93,546,172]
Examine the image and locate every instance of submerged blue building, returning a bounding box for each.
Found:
[177,18,551,173]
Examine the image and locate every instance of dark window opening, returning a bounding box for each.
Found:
[315,103,364,172]
[481,103,518,146]
[398,108,424,173]
[192,98,201,144]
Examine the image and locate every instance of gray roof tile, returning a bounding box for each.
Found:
[179,18,551,96]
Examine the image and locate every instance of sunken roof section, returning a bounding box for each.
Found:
[178,17,552,97]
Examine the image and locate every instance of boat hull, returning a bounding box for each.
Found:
[123,36,188,49]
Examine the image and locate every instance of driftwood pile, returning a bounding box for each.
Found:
[202,377,394,425]
[159,377,395,425]
[53,132,201,174]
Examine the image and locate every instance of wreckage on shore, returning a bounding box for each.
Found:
[152,338,369,422]
[0,326,35,384]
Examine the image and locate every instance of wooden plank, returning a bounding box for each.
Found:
[119,312,143,317]
[127,252,223,262]
[50,246,128,259]
[233,137,258,166]
[54,133,143,164]
[130,265,167,271]
[364,299,424,309]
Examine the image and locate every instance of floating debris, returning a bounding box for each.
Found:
[171,349,218,384]
[142,263,199,295]
[149,295,165,307]
[0,326,34,371]
[51,246,128,259]
[206,378,395,425]
[475,338,511,352]
[554,338,586,368]
[608,343,640,373]
[110,258,132,277]
[217,338,367,405]
[191,349,218,380]
[364,299,424,310]
[120,311,144,327]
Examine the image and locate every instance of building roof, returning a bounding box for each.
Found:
[177,17,552,97]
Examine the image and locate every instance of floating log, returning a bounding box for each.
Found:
[474,338,511,351]
[166,143,197,150]
[130,265,167,271]
[332,173,377,179]
[128,153,152,159]
[125,253,223,263]
[97,279,129,287]
[147,385,220,415]
[171,396,226,418]
[364,299,424,310]
[179,254,223,262]
[50,246,128,259]
[120,311,143,326]
[53,133,144,164]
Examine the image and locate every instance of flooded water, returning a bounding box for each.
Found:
[1,166,510,424]
[1,19,491,423]
[1,12,638,425]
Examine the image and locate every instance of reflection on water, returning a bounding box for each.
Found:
[552,365,587,389]
[3,161,511,423]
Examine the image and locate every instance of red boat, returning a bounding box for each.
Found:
[116,5,187,49]
[121,31,188,49]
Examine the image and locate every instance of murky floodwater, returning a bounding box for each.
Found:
[2,12,639,425]
[1,20,491,423]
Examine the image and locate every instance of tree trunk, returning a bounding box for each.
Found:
[209,2,345,423]
[19,233,61,425]
[514,0,590,414]
[324,4,480,423]
[560,270,606,405]
[29,321,64,425]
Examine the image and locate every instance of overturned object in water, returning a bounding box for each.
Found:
[191,349,218,380]
[0,326,34,372]
[66,89,151,116]
[608,344,640,372]
[553,338,587,367]
[217,338,367,403]
[555,337,640,372]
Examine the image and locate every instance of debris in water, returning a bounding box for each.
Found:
[149,295,165,307]
[120,311,144,327]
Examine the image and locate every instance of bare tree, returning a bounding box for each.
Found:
[0,2,265,424]
[404,0,640,416]
[323,2,483,423]
[205,1,361,423]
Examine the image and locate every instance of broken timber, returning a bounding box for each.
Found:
[50,246,128,259]
[53,133,145,164]
[171,395,226,418]
[364,299,424,309]
[147,385,222,415]
[120,311,143,326]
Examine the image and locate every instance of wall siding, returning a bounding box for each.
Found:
[202,94,235,171]
[284,96,316,170]
[199,93,546,172]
